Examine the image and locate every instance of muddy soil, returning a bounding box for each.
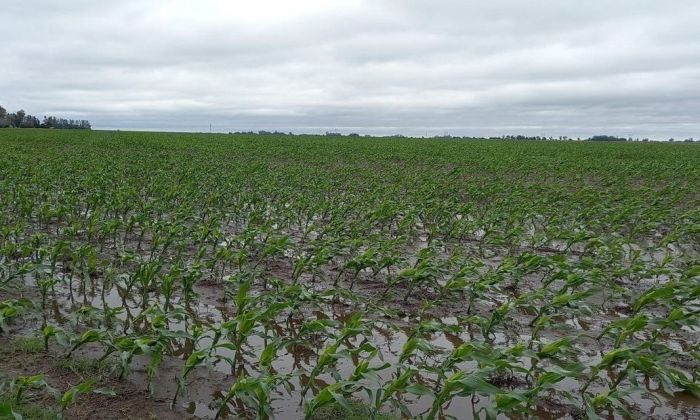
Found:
[0,338,185,419]
[2,220,699,419]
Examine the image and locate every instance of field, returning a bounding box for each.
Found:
[0,129,699,419]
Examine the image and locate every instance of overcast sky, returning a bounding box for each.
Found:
[2,1,699,138]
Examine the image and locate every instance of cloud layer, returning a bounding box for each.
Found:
[2,0,699,138]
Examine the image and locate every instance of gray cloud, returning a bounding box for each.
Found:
[2,0,699,138]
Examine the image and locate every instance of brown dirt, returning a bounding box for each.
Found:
[0,337,188,420]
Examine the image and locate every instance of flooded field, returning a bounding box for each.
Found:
[1,130,699,419]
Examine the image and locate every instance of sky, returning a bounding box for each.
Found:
[1,0,699,139]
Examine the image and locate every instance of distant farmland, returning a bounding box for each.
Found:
[1,129,698,419]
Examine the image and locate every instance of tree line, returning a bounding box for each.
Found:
[0,104,91,129]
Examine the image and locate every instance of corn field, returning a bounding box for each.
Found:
[1,129,699,419]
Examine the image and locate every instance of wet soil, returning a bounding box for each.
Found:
[2,220,699,419]
[0,338,185,419]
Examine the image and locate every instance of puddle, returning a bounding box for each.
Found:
[11,242,700,420]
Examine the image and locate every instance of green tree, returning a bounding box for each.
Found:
[12,109,25,127]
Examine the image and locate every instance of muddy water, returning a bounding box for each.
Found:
[36,274,510,418]
[29,270,700,420]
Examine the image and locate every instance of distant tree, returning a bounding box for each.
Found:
[0,105,91,129]
[0,105,8,127]
[588,135,627,142]
[11,109,26,127]
[20,115,40,128]
[42,116,56,128]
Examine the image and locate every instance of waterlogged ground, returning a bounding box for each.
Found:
[1,130,699,419]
